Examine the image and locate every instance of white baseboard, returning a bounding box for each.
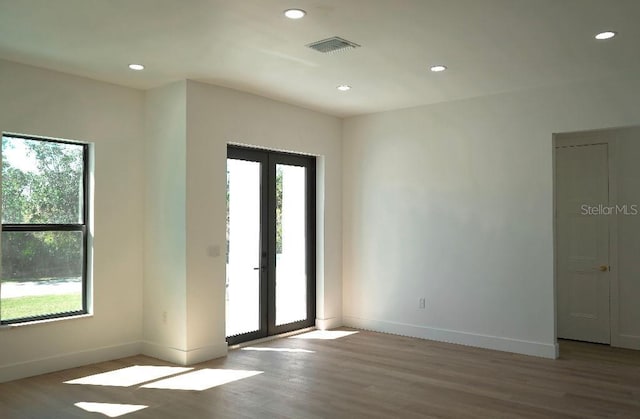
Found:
[0,339,230,384]
[343,316,558,359]
[186,342,228,365]
[141,341,227,366]
[0,341,142,384]
[615,334,640,350]
[315,317,343,330]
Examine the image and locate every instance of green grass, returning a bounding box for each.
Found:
[1,293,82,321]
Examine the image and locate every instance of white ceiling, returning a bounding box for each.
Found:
[0,0,638,117]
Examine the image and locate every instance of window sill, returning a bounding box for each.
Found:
[0,313,93,330]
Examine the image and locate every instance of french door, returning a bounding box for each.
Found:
[226,146,315,344]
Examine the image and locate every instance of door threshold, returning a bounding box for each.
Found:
[228,326,317,350]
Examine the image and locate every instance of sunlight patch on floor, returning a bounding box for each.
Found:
[241,346,315,353]
[290,330,358,340]
[65,365,193,387]
[141,369,263,391]
[74,402,147,417]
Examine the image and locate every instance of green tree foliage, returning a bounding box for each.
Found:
[2,137,84,280]
[276,167,283,254]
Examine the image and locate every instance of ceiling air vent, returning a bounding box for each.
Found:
[306,36,361,54]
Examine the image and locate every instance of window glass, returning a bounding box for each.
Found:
[1,135,88,324]
[2,136,84,224]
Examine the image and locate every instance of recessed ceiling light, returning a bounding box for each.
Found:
[337,85,351,91]
[430,65,447,72]
[128,64,145,71]
[284,9,306,19]
[595,31,617,40]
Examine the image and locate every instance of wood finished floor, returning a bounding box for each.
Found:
[1,329,639,418]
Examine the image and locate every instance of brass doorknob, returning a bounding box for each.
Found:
[599,265,609,272]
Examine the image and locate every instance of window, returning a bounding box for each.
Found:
[1,134,89,324]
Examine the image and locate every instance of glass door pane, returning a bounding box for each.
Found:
[275,164,307,326]
[226,159,262,337]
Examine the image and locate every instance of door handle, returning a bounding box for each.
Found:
[598,265,609,272]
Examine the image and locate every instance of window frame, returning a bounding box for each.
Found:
[1,133,90,325]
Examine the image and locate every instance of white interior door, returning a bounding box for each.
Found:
[556,143,610,344]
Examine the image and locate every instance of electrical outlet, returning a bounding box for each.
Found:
[419,298,426,309]
[162,311,167,324]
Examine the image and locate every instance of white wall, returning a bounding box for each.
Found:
[9,49,637,383]
[0,61,342,380]
[140,80,342,365]
[185,80,343,349]
[342,76,640,358]
[143,81,189,362]
[0,60,144,382]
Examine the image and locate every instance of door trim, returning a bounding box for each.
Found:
[553,131,619,348]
